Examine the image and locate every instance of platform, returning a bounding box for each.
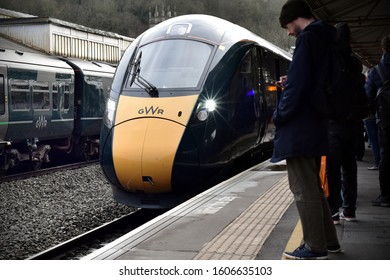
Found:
[84,147,390,260]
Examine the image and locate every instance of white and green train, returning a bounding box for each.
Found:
[0,48,115,175]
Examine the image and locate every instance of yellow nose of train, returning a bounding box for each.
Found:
[112,94,198,194]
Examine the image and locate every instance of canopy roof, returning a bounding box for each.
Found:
[306,0,390,67]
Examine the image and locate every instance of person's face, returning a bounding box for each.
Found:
[286,20,302,38]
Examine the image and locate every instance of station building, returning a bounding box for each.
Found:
[0,7,134,64]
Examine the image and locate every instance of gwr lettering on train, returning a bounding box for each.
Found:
[138,106,164,115]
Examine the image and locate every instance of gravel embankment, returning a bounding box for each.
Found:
[0,164,135,260]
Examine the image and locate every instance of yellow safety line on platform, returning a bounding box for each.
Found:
[281,220,303,259]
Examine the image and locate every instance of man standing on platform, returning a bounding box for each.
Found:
[271,0,340,259]
[365,35,390,207]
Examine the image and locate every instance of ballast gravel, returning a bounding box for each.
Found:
[0,164,135,260]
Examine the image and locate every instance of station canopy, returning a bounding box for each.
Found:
[306,0,390,68]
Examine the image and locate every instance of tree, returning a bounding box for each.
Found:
[0,0,295,51]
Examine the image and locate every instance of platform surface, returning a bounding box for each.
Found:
[84,147,390,260]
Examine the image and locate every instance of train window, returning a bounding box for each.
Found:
[84,76,110,115]
[262,50,279,83]
[241,54,252,74]
[33,82,50,110]
[10,79,30,111]
[0,75,4,115]
[127,39,213,89]
[52,83,59,111]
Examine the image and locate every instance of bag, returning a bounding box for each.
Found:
[375,63,390,129]
[324,23,368,121]
[319,156,329,198]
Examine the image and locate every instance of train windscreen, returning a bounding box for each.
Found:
[127,39,213,90]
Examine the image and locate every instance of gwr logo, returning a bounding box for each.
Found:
[36,115,47,129]
[138,106,164,115]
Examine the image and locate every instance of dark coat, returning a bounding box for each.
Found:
[271,20,335,163]
[365,53,390,107]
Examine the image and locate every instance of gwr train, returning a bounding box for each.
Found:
[100,14,291,208]
[0,48,115,175]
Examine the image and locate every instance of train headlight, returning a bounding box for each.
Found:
[197,110,208,121]
[197,99,216,122]
[104,98,117,128]
[205,99,216,111]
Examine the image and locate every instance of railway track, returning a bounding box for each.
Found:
[0,160,99,183]
[28,208,166,260]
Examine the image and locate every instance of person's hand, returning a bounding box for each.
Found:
[279,75,287,85]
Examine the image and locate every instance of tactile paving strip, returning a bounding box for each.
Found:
[194,175,293,259]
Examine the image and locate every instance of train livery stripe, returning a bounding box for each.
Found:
[51,119,74,123]
[112,94,199,194]
[7,121,33,124]
[80,117,103,121]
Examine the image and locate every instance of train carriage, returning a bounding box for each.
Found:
[100,15,291,208]
[0,48,116,174]
[0,49,75,172]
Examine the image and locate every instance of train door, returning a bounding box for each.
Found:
[231,47,259,139]
[253,46,267,144]
[51,81,74,139]
[0,66,8,143]
[259,48,280,142]
[32,79,51,139]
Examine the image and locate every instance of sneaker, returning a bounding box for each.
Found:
[372,195,390,207]
[340,211,356,222]
[382,199,390,207]
[327,244,342,253]
[332,213,340,225]
[367,166,379,170]
[283,244,328,260]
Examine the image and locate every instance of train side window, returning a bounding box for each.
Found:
[33,81,50,110]
[85,76,106,115]
[52,83,59,111]
[0,75,4,115]
[10,79,30,111]
[240,53,252,74]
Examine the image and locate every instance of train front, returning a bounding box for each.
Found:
[100,15,246,208]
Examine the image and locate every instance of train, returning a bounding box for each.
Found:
[0,48,115,176]
[100,14,292,209]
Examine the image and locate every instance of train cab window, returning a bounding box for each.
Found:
[10,79,30,111]
[0,75,4,115]
[127,39,213,89]
[33,82,50,110]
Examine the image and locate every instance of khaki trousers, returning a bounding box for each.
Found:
[286,157,339,252]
